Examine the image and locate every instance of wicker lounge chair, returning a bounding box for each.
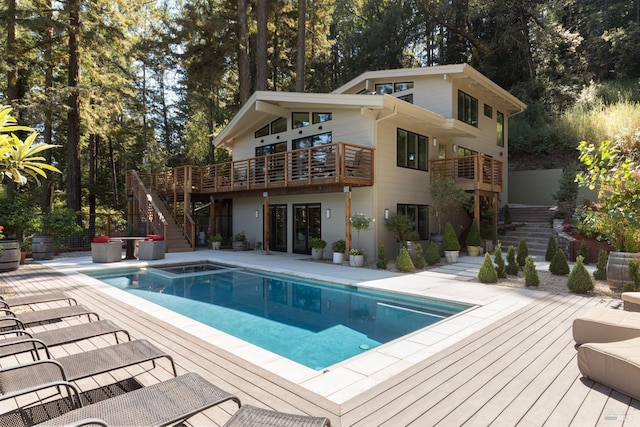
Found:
[0,292,77,309]
[0,319,130,360]
[223,404,331,427]
[0,338,177,404]
[31,372,240,427]
[0,305,99,330]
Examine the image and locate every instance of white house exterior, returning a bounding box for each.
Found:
[129,64,526,261]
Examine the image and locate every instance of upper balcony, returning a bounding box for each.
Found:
[430,155,503,194]
[136,142,374,197]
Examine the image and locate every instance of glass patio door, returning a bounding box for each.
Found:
[269,205,287,252]
[293,204,321,254]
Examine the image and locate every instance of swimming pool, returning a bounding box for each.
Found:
[87,262,473,370]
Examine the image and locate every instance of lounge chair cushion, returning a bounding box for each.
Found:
[92,236,110,243]
[572,307,640,344]
[578,337,640,401]
[622,292,640,312]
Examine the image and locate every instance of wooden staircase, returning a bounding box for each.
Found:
[149,190,193,253]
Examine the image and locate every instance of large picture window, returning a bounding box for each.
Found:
[397,129,428,171]
[397,204,428,240]
[458,90,478,127]
[292,132,332,149]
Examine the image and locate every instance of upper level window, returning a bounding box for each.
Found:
[375,83,393,94]
[398,94,413,104]
[394,82,414,92]
[292,112,310,129]
[256,141,287,157]
[255,125,269,138]
[458,90,478,127]
[271,117,287,134]
[397,128,428,171]
[292,132,332,149]
[484,104,493,118]
[497,111,504,147]
[312,112,332,124]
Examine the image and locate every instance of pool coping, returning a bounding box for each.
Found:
[45,250,546,404]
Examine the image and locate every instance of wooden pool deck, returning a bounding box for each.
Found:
[1,260,637,426]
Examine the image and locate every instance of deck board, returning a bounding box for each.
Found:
[0,262,636,426]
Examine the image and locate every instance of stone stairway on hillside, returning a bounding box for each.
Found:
[497,205,553,257]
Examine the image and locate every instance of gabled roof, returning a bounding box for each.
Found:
[213,90,478,147]
[333,64,527,114]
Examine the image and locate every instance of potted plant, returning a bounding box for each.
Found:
[350,213,373,267]
[19,237,31,264]
[332,239,346,264]
[208,233,223,250]
[37,208,82,259]
[349,248,366,267]
[553,162,579,218]
[232,231,248,251]
[443,222,461,263]
[465,219,482,256]
[385,213,416,256]
[429,176,472,252]
[309,237,327,260]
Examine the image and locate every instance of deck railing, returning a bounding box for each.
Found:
[430,155,503,193]
[136,142,374,195]
[126,171,169,242]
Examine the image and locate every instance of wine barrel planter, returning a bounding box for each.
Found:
[607,251,640,289]
[32,234,55,260]
[0,240,21,272]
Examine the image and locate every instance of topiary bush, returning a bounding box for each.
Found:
[545,236,557,262]
[503,204,512,224]
[395,246,415,272]
[524,256,540,287]
[376,244,388,270]
[625,259,640,292]
[478,253,498,283]
[549,250,570,275]
[506,245,519,275]
[567,255,594,293]
[517,239,529,268]
[414,243,425,269]
[425,241,441,265]
[578,241,590,264]
[443,222,460,251]
[593,249,608,280]
[465,219,481,248]
[494,243,506,279]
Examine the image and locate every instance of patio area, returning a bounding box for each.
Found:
[0,250,636,426]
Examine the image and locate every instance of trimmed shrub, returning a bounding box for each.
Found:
[395,246,415,272]
[524,256,540,287]
[466,219,482,247]
[578,241,590,264]
[494,243,507,279]
[545,236,557,262]
[593,249,608,280]
[549,250,570,276]
[567,256,594,293]
[503,204,512,224]
[443,222,460,251]
[517,239,529,268]
[376,244,388,270]
[625,259,640,292]
[425,241,441,265]
[478,253,498,283]
[506,245,519,275]
[414,243,425,269]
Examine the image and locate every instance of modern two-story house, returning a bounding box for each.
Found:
[126,64,526,261]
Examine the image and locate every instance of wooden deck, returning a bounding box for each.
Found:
[1,262,636,426]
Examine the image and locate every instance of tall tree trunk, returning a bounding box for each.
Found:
[108,137,119,204]
[238,0,251,104]
[66,0,82,214]
[256,0,268,91]
[88,133,98,237]
[295,0,306,92]
[7,0,18,104]
[41,1,55,212]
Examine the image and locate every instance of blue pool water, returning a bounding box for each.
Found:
[87,263,472,370]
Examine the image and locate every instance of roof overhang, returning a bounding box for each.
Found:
[333,64,527,115]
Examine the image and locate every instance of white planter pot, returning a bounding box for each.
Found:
[350,254,365,267]
[444,250,459,263]
[332,252,345,264]
[311,247,323,260]
[211,242,221,250]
